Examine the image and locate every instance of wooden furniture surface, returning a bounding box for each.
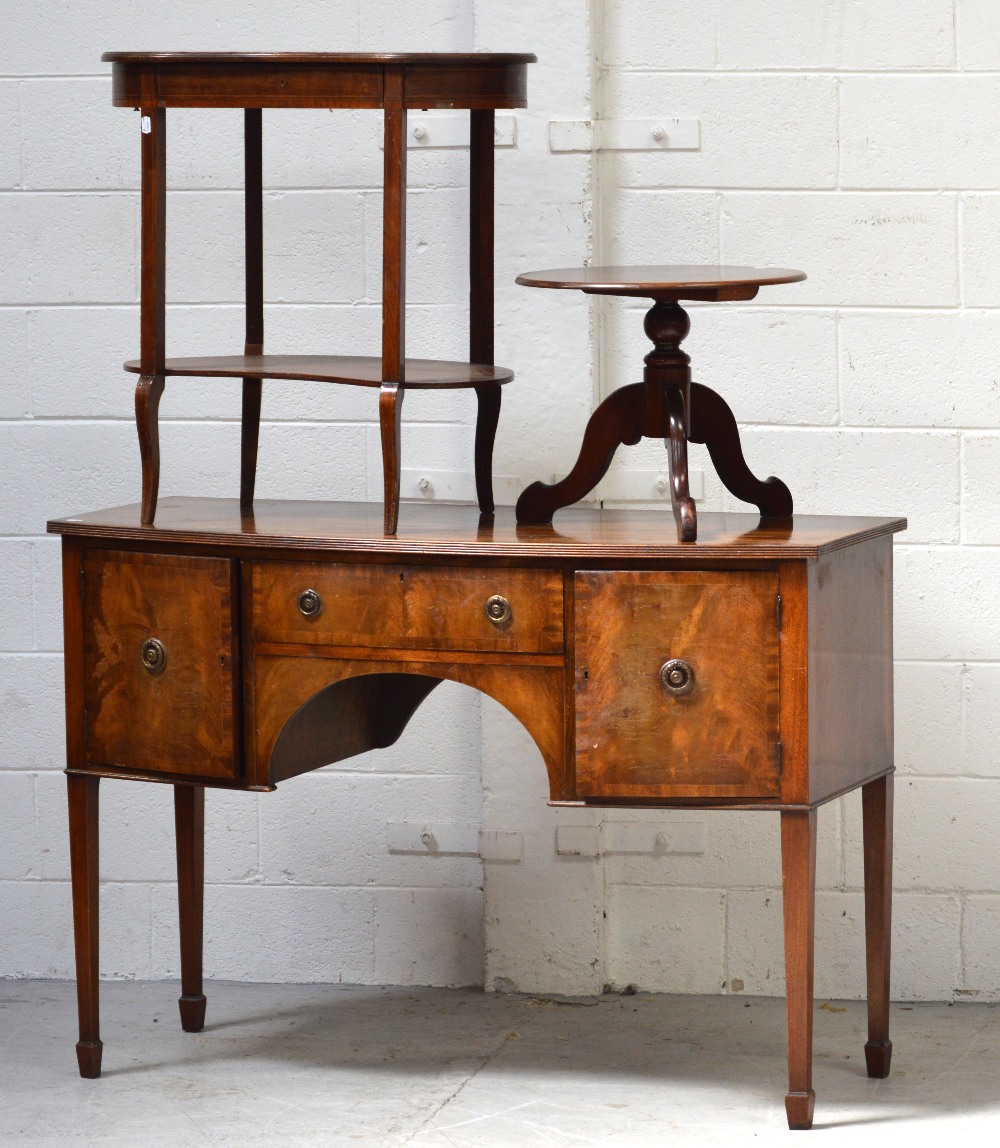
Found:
[102,52,534,109]
[514,265,806,543]
[103,51,535,533]
[120,356,514,389]
[51,499,904,1131]
[515,264,806,298]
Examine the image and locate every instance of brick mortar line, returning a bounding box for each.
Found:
[1,878,993,895]
[4,188,990,200]
[606,68,996,77]
[7,70,1000,79]
[0,417,468,427]
[0,879,482,890]
[0,302,464,308]
[0,418,975,430]
[0,186,486,196]
[616,185,995,193]
[0,300,466,307]
[9,302,992,312]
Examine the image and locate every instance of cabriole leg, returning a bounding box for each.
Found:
[135,375,165,525]
[240,378,262,509]
[688,381,793,518]
[515,382,645,525]
[379,382,404,535]
[474,385,501,518]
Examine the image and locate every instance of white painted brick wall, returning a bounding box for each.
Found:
[5,1,1000,1007]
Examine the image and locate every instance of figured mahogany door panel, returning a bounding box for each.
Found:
[251,560,563,653]
[574,569,780,799]
[82,551,238,779]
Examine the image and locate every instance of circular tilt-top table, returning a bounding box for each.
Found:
[514,266,807,542]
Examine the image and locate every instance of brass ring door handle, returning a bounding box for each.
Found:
[297,589,323,618]
[660,658,695,696]
[485,594,512,626]
[140,637,167,675]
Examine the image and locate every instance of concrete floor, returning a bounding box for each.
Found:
[2,982,999,1145]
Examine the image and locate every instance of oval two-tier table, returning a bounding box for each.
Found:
[102,51,536,534]
[513,265,807,542]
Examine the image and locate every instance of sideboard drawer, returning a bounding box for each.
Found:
[574,569,781,800]
[251,561,564,653]
[82,551,239,779]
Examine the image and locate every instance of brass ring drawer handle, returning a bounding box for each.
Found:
[140,637,167,676]
[660,658,695,696]
[297,589,323,618]
[485,594,512,626]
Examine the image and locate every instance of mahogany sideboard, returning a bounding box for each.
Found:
[49,498,906,1131]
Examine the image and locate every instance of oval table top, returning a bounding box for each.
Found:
[101,51,537,65]
[101,51,536,110]
[515,265,806,301]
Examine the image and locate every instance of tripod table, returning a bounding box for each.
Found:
[514,265,806,542]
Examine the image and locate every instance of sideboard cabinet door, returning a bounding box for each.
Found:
[574,569,781,800]
[82,551,239,780]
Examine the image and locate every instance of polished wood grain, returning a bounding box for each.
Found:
[137,103,166,525]
[516,264,806,298]
[382,72,406,383]
[777,560,810,811]
[174,784,207,1033]
[574,570,780,799]
[104,52,537,64]
[474,386,503,519]
[805,537,894,804]
[267,673,442,783]
[67,773,102,1078]
[470,107,497,517]
[379,382,404,535]
[82,551,239,780]
[243,109,264,358]
[666,383,696,541]
[253,655,567,793]
[135,374,164,526]
[781,808,818,1130]
[379,71,406,535]
[515,383,646,527]
[514,275,801,540]
[240,379,262,510]
[49,500,906,562]
[251,560,564,654]
[240,107,264,509]
[863,773,893,1079]
[139,108,166,376]
[688,382,792,517]
[121,355,514,388]
[103,53,536,110]
[61,540,87,773]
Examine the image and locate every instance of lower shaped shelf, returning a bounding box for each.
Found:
[122,354,514,389]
